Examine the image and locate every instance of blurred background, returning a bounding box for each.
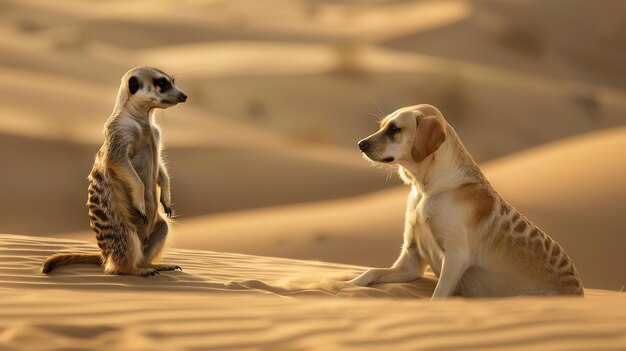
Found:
[0,0,624,289]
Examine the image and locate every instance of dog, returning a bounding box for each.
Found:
[350,104,583,298]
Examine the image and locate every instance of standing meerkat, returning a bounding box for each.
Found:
[351,104,583,298]
[42,67,187,276]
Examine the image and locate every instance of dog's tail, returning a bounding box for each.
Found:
[41,253,102,274]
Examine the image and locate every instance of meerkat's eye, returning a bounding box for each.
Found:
[154,78,171,91]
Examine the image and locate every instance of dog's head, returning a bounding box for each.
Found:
[121,66,187,110]
[358,104,447,165]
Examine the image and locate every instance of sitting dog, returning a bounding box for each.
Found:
[350,104,583,298]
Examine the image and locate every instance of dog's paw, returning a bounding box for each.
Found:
[349,273,376,287]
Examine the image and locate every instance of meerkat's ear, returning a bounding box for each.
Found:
[128,76,141,94]
[411,116,446,162]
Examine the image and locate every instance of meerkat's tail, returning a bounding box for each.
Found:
[41,253,102,274]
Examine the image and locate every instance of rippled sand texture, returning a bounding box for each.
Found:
[1,234,625,351]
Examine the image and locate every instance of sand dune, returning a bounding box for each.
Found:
[0,67,282,146]
[469,0,626,90]
[169,187,408,266]
[4,0,469,46]
[384,1,626,91]
[1,234,624,351]
[4,6,626,160]
[172,43,626,158]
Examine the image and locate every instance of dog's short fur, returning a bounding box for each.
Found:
[351,104,583,298]
[42,67,187,276]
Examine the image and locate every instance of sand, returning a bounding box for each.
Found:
[2,234,625,351]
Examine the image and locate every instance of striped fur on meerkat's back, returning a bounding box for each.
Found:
[42,67,187,276]
[86,164,136,274]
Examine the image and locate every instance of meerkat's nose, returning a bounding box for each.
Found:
[179,93,188,102]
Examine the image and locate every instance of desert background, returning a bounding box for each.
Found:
[1,0,625,350]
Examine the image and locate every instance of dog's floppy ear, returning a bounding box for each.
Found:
[128,76,141,95]
[411,116,446,162]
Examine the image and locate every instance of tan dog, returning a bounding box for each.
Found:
[350,104,583,298]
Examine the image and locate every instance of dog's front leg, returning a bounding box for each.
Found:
[351,191,427,287]
[431,250,470,300]
[350,245,424,286]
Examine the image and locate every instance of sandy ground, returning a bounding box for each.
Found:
[2,234,626,351]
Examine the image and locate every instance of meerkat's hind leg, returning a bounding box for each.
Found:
[151,264,182,272]
[102,230,159,277]
[133,267,160,276]
[104,257,160,276]
[141,219,182,272]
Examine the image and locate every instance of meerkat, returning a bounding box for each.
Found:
[350,104,583,298]
[42,67,187,276]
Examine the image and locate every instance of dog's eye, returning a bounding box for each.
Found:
[387,124,400,136]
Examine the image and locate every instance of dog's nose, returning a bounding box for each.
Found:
[358,140,369,151]
[179,93,188,102]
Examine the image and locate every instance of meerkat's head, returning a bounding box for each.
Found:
[357,104,447,166]
[118,66,187,113]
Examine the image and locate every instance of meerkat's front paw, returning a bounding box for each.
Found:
[136,208,148,224]
[161,201,173,218]
[134,199,148,224]
[160,194,173,218]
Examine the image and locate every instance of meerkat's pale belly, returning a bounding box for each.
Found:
[131,127,160,229]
